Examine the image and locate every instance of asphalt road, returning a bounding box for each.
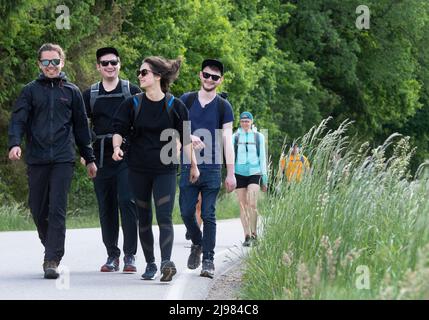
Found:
[0,218,246,300]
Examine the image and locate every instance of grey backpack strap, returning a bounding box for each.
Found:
[121,79,131,99]
[89,82,100,114]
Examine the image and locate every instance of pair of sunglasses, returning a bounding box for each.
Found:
[136,69,158,77]
[40,59,61,67]
[99,59,119,67]
[202,72,221,81]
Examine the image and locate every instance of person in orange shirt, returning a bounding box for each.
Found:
[278,144,310,182]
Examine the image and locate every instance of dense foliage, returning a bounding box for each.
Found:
[1,0,428,206]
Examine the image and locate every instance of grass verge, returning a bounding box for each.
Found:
[240,118,429,300]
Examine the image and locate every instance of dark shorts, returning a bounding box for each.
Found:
[235,174,261,189]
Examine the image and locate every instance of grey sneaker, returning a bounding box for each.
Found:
[123,255,137,273]
[160,260,177,282]
[200,259,215,279]
[141,262,157,280]
[100,257,119,272]
[187,244,202,270]
[44,260,59,279]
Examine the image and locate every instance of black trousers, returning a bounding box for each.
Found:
[129,170,176,264]
[93,161,138,258]
[27,163,74,262]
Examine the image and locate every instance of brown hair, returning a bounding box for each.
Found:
[38,43,66,61]
[143,56,182,93]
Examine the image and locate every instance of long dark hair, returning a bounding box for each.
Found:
[143,56,182,93]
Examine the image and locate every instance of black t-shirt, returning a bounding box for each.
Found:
[113,94,190,174]
[83,80,141,166]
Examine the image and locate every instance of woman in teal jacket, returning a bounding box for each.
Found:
[233,111,268,247]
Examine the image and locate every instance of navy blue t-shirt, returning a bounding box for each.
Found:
[180,92,234,169]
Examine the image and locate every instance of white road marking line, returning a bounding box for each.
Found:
[164,248,230,300]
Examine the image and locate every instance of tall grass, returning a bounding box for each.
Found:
[241,118,429,299]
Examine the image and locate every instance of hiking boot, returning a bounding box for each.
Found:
[200,259,215,279]
[187,244,202,270]
[100,257,119,272]
[160,260,177,282]
[242,235,252,247]
[141,262,157,280]
[44,260,59,279]
[123,255,137,273]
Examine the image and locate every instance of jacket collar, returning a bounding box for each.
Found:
[36,72,68,83]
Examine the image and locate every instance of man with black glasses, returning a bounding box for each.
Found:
[179,59,236,278]
[82,47,141,273]
[8,43,97,279]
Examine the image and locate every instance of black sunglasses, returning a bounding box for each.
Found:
[136,69,158,77]
[99,59,119,67]
[40,59,61,67]
[202,72,221,81]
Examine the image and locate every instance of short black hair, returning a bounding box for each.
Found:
[96,47,119,61]
[202,58,224,75]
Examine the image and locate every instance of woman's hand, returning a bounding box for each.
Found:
[112,146,124,161]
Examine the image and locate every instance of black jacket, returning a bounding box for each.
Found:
[8,72,95,165]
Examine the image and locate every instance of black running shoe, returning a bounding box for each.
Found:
[187,244,202,269]
[141,262,157,280]
[200,259,215,279]
[185,230,191,240]
[160,260,177,282]
[243,235,252,247]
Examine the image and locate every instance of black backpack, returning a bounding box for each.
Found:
[89,79,132,114]
[88,79,132,168]
[131,91,178,129]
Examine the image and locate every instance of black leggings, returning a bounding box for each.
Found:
[129,170,176,264]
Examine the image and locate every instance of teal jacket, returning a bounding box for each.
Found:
[232,127,268,185]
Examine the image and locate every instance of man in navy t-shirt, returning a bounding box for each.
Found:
[179,58,236,278]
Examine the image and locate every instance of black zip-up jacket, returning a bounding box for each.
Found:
[8,72,95,165]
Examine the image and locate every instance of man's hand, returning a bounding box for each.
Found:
[224,174,236,193]
[86,162,97,178]
[261,184,268,192]
[8,146,22,161]
[190,135,205,151]
[190,165,200,184]
[112,146,124,161]
[80,157,86,166]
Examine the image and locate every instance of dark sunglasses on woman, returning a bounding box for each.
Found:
[136,69,159,77]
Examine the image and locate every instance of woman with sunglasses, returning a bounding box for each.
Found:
[233,112,268,247]
[112,56,199,282]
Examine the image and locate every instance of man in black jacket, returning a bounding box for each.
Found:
[8,43,97,279]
